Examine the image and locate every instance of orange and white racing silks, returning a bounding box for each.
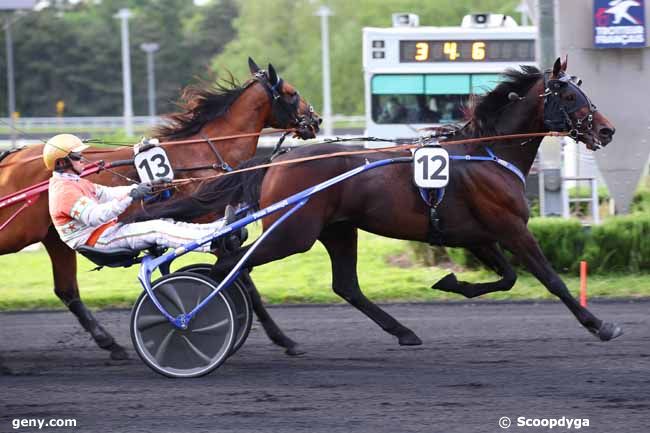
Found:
[49,172,135,249]
[49,173,225,253]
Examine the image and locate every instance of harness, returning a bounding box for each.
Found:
[419,144,526,245]
[421,70,596,245]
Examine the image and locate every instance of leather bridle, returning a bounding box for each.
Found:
[253,70,318,135]
[542,71,598,140]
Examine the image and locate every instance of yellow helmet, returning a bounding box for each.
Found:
[43,134,89,170]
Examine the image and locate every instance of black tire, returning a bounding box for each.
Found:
[130,272,237,378]
[175,263,253,356]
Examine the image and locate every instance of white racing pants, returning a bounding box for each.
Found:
[94,219,224,252]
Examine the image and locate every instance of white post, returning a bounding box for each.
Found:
[561,177,570,219]
[516,1,530,26]
[591,178,600,225]
[116,8,134,137]
[140,43,159,123]
[538,169,545,216]
[315,5,333,136]
[4,16,16,147]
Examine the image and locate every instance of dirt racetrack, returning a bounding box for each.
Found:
[1,300,649,433]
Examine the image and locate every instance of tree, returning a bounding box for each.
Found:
[213,0,520,114]
[0,0,238,116]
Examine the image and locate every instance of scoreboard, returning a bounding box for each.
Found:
[399,40,535,63]
[362,14,537,141]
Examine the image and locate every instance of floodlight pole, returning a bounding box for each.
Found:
[115,8,134,137]
[315,5,333,136]
[140,43,159,123]
[4,16,17,147]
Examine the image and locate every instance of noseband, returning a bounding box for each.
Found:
[543,71,598,140]
[253,71,317,131]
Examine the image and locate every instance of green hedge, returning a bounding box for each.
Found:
[631,189,650,213]
[584,214,650,273]
[411,214,650,274]
[527,218,587,272]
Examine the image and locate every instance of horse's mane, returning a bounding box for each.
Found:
[155,76,251,140]
[462,65,542,137]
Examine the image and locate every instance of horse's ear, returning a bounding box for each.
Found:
[552,57,562,78]
[248,57,260,74]
[561,54,568,72]
[268,63,279,85]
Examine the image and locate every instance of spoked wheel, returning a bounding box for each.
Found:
[130,272,237,378]
[175,264,253,356]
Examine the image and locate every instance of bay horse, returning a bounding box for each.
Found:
[140,58,622,350]
[0,58,320,360]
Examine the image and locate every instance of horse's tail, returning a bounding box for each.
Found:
[124,156,270,223]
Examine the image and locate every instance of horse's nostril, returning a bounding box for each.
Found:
[318,118,323,125]
[599,127,615,139]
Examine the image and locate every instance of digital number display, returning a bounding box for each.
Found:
[400,40,535,62]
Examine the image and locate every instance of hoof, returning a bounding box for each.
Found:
[591,322,624,341]
[432,273,458,292]
[108,343,130,361]
[398,331,423,346]
[285,346,306,356]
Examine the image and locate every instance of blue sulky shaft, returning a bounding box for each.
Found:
[138,156,413,328]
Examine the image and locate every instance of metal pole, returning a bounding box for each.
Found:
[537,0,564,217]
[140,43,159,123]
[5,16,16,147]
[116,9,134,137]
[516,0,529,26]
[316,6,333,136]
[537,0,555,73]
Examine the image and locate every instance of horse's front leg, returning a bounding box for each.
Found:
[211,247,302,356]
[433,242,517,298]
[502,224,622,341]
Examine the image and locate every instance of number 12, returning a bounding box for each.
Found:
[417,155,447,180]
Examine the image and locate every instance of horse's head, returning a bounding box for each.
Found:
[248,57,321,139]
[542,56,615,150]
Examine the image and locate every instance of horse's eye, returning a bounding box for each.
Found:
[565,93,576,102]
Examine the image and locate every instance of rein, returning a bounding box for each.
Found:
[0,129,296,169]
[164,131,569,187]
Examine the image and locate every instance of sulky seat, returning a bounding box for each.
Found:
[77,245,167,269]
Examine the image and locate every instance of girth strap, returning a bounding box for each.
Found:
[419,188,446,246]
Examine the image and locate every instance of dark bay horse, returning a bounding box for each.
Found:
[0,58,320,360]
[141,58,622,350]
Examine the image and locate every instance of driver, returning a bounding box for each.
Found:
[44,134,235,253]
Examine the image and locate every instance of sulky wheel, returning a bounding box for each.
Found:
[175,263,253,356]
[130,272,238,378]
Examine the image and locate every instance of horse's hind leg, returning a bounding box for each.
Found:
[319,222,422,346]
[433,243,517,298]
[239,270,302,356]
[42,227,128,360]
[502,225,622,341]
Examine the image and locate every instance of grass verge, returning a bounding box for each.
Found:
[1,231,649,310]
